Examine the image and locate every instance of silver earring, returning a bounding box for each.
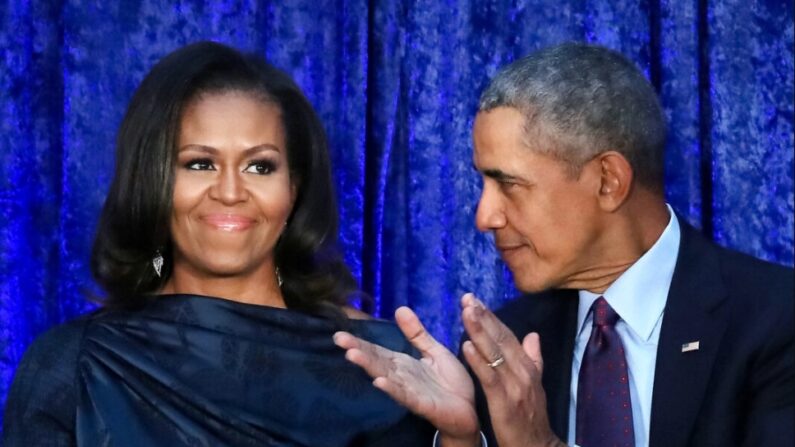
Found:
[275,267,283,287]
[152,251,164,278]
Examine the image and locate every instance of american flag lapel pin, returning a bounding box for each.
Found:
[681,341,700,353]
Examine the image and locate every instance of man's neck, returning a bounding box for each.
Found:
[565,196,670,294]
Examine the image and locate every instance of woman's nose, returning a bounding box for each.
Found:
[209,169,247,204]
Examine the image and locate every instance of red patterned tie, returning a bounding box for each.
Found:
[576,297,635,447]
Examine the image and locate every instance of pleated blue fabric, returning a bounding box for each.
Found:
[3,294,431,445]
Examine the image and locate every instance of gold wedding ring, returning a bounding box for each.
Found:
[487,356,505,368]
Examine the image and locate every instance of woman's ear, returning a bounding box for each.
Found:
[289,175,300,207]
[595,151,633,212]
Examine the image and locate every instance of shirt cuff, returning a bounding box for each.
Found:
[432,430,488,447]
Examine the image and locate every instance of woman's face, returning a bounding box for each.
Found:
[169,91,295,283]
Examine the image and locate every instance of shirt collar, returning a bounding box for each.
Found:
[577,205,681,341]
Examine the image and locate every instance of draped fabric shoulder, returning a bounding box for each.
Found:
[2,317,85,445]
[3,295,432,446]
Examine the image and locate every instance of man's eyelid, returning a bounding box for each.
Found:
[498,179,519,190]
[498,176,534,193]
[496,174,525,185]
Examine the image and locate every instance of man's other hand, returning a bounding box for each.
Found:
[460,293,564,447]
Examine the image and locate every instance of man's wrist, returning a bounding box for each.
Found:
[433,430,487,447]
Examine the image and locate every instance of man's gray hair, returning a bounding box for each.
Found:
[479,43,667,190]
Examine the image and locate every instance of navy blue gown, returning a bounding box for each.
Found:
[3,294,433,446]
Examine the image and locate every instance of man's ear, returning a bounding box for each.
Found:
[594,151,633,212]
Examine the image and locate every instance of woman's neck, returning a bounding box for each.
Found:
[160,265,286,308]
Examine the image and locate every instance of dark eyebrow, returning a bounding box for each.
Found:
[179,145,218,155]
[242,144,281,156]
[178,144,281,156]
[481,168,522,183]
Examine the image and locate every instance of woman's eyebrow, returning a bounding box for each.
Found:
[242,144,281,156]
[177,144,281,155]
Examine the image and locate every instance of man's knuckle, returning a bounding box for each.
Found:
[505,381,524,398]
[495,330,510,345]
[517,369,532,386]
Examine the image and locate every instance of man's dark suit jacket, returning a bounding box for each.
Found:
[475,223,793,446]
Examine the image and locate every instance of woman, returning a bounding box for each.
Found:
[3,42,431,446]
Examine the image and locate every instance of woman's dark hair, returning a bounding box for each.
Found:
[91,41,359,315]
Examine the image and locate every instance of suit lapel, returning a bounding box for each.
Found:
[535,290,579,439]
[649,224,730,447]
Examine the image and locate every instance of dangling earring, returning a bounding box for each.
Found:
[274,221,288,288]
[152,250,164,278]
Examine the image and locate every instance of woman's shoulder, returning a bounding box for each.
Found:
[8,315,93,385]
[25,316,91,358]
[3,315,94,444]
[342,306,372,320]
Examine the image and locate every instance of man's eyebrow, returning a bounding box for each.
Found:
[481,168,521,182]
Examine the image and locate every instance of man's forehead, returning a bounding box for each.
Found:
[471,146,526,181]
[473,106,524,127]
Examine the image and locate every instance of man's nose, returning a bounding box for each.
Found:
[475,184,506,231]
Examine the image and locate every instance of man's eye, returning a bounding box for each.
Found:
[185,159,214,170]
[499,181,517,191]
[243,160,276,175]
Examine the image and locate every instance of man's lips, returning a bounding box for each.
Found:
[201,214,256,231]
[496,244,526,259]
[496,243,524,252]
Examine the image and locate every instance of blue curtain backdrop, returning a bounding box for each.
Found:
[0,0,792,430]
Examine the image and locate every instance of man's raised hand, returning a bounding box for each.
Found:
[333,306,480,446]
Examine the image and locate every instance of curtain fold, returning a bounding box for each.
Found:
[1,0,792,429]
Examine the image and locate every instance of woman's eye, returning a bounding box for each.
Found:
[244,160,276,175]
[185,159,215,170]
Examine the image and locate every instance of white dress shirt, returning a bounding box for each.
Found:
[567,206,680,446]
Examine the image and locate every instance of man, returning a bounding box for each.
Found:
[334,43,793,447]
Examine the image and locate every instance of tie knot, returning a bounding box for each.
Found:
[591,297,619,327]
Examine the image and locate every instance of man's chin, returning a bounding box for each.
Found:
[512,276,555,294]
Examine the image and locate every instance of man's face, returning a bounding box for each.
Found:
[473,107,604,293]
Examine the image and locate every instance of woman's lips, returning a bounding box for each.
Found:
[201,214,255,232]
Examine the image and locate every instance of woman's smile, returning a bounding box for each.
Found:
[200,213,257,232]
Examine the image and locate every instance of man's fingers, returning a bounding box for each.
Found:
[522,332,544,374]
[460,292,479,309]
[470,297,513,345]
[462,340,501,388]
[333,331,360,350]
[462,303,525,372]
[334,331,395,379]
[394,306,445,356]
[462,306,502,364]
